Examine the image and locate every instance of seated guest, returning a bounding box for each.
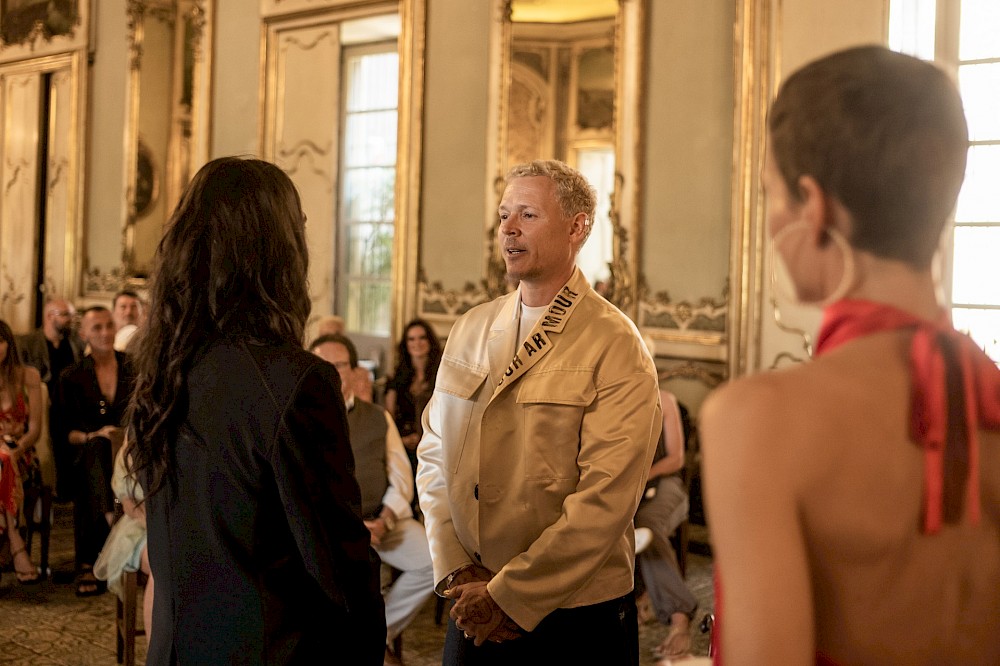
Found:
[17,297,82,500]
[314,315,374,402]
[634,389,697,662]
[95,443,153,644]
[0,320,44,584]
[311,333,435,665]
[59,306,134,596]
[112,290,143,352]
[384,319,441,483]
[127,157,384,665]
[316,314,346,337]
[701,46,1000,663]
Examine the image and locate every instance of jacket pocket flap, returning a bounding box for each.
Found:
[516,370,595,406]
[436,358,488,399]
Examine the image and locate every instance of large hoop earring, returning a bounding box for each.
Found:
[770,221,855,308]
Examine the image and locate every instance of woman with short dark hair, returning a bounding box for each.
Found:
[702,46,1000,664]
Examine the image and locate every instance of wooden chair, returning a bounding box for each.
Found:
[22,383,54,577]
[115,567,148,666]
[108,450,146,666]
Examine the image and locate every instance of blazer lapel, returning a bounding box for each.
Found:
[487,292,520,391]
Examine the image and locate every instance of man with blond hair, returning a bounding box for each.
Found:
[418,160,661,664]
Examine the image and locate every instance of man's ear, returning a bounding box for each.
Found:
[797,175,832,246]
[568,212,588,242]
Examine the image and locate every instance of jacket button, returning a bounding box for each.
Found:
[474,484,479,500]
[474,552,481,562]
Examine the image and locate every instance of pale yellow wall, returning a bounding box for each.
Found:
[2,0,895,377]
[84,0,128,280]
[757,0,888,371]
[641,0,735,305]
[419,0,492,289]
[211,0,262,158]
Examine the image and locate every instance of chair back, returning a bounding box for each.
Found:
[34,382,56,489]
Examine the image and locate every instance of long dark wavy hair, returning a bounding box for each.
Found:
[127,157,311,498]
[391,319,442,390]
[0,320,25,405]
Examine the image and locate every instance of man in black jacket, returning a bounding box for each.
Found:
[18,297,83,500]
[59,306,134,596]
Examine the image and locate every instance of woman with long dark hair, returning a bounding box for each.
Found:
[127,157,384,665]
[384,319,441,475]
[0,320,43,584]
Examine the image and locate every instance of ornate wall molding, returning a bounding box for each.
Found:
[420,266,729,359]
[638,281,728,338]
[0,0,83,56]
[657,362,726,389]
[417,271,491,320]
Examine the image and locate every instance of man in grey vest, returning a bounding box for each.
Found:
[311,333,434,665]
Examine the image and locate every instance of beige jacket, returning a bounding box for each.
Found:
[416,268,662,631]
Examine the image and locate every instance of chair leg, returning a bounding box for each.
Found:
[677,520,689,579]
[38,487,52,576]
[118,571,138,666]
[23,487,38,556]
[116,595,125,663]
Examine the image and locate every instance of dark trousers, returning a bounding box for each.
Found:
[72,437,113,570]
[443,592,638,666]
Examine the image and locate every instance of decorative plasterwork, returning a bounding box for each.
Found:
[657,362,726,389]
[0,270,27,312]
[126,0,177,71]
[417,271,492,320]
[0,0,82,54]
[419,267,729,356]
[639,282,728,338]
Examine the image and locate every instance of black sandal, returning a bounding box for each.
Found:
[11,547,41,585]
[75,567,106,597]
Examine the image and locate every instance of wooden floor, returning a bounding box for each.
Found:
[1,503,714,665]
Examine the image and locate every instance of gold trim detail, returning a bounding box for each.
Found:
[121,0,214,282]
[417,271,491,320]
[658,363,726,389]
[391,0,428,341]
[727,0,778,379]
[638,282,728,338]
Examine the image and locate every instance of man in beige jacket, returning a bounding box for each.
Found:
[416,160,662,665]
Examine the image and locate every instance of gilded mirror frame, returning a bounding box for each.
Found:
[727,0,779,380]
[122,0,213,283]
[484,0,646,316]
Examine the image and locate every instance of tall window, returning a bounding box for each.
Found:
[339,43,399,336]
[889,0,1000,362]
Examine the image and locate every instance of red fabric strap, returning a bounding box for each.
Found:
[816,298,1000,533]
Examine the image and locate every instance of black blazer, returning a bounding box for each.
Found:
[58,351,135,439]
[144,338,385,665]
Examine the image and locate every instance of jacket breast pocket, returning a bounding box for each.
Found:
[516,369,595,479]
[434,358,489,474]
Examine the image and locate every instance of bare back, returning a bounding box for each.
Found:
[702,330,1000,664]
